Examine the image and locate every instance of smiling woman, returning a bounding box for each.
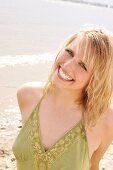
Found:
[12,26,113,170]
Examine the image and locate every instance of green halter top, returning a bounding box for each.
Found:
[12,96,90,170]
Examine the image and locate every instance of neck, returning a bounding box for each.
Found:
[48,87,83,111]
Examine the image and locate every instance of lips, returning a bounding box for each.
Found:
[58,66,74,82]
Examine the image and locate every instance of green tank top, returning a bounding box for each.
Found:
[12,96,90,170]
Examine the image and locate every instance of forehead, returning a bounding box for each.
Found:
[67,36,89,60]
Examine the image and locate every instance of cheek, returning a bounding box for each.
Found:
[76,69,90,84]
[81,75,91,87]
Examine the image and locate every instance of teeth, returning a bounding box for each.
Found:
[59,67,73,81]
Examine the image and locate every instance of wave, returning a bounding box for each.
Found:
[0,53,55,68]
[48,0,113,8]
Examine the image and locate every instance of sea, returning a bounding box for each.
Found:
[0,0,113,67]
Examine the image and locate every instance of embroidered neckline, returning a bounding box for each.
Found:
[38,114,84,154]
[28,102,86,169]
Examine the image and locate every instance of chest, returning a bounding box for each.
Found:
[38,105,81,148]
[38,106,101,158]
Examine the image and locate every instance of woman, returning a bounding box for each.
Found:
[12,26,113,170]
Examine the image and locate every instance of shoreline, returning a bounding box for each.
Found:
[0,0,113,56]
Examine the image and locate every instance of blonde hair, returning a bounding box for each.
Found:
[43,26,113,126]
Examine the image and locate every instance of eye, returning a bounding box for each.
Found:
[79,62,87,71]
[65,48,74,57]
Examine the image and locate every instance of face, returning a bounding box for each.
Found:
[51,38,92,93]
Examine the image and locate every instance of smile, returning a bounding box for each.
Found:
[58,66,74,82]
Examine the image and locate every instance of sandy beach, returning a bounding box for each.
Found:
[0,62,113,170]
[0,61,53,170]
[0,0,113,169]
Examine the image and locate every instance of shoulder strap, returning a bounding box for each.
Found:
[35,95,45,112]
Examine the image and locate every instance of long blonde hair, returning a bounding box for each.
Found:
[43,26,113,126]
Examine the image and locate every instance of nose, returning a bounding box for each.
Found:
[61,57,76,78]
[62,57,76,70]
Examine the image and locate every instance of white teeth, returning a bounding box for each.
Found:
[59,67,73,81]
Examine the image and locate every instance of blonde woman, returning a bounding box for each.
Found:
[13,26,113,170]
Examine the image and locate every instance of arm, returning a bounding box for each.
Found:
[90,110,113,170]
[90,140,112,170]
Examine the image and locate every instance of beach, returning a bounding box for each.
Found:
[0,61,113,170]
[0,61,53,170]
[0,0,113,169]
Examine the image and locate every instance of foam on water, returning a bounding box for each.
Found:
[0,53,55,68]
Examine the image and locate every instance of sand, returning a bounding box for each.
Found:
[0,62,52,170]
[0,62,113,170]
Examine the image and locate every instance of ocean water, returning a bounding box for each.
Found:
[0,0,113,66]
[0,53,55,68]
[52,0,113,6]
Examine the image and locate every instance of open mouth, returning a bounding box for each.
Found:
[58,66,74,82]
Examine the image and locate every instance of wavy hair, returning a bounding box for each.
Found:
[43,26,113,126]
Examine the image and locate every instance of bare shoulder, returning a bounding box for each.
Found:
[90,107,113,169]
[17,81,45,124]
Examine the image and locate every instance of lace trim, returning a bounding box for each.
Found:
[29,107,86,169]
